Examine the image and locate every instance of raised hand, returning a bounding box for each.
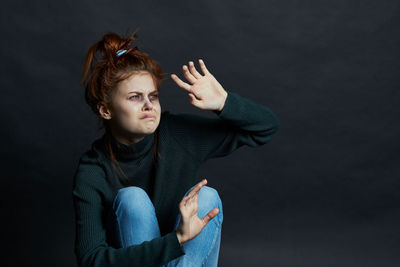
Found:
[171,59,228,112]
[176,179,220,244]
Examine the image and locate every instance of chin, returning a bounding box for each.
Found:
[144,123,159,134]
[136,117,160,133]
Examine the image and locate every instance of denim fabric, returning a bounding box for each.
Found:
[112,185,223,267]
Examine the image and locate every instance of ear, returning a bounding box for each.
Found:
[97,102,112,120]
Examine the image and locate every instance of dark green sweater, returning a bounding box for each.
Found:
[72,91,280,267]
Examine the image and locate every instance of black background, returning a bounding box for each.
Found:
[2,0,399,266]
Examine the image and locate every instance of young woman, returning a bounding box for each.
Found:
[72,30,280,267]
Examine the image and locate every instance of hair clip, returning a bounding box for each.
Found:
[117,49,128,57]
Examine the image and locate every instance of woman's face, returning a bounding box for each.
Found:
[107,71,161,144]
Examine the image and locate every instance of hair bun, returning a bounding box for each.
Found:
[99,30,139,60]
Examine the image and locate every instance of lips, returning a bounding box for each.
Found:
[140,114,155,119]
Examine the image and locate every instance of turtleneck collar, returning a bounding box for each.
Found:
[100,132,155,161]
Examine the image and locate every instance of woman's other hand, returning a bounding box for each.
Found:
[171,59,228,112]
[176,178,220,244]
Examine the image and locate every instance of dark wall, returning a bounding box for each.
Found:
[2,0,399,266]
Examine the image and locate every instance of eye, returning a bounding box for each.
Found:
[129,95,141,101]
[150,94,159,100]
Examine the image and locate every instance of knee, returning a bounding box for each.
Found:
[112,186,153,215]
[197,186,223,225]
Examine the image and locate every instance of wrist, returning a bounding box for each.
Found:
[176,231,184,245]
[217,91,228,112]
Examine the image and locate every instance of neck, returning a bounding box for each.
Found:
[115,134,145,146]
[109,123,145,146]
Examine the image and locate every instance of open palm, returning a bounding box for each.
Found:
[176,179,220,244]
[171,59,228,111]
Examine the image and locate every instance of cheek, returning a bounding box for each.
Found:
[154,101,161,112]
[117,104,140,122]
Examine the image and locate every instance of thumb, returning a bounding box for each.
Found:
[201,208,219,225]
[188,93,202,108]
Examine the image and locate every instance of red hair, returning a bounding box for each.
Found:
[80,29,164,188]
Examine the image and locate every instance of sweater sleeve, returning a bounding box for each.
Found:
[165,91,280,162]
[72,160,185,267]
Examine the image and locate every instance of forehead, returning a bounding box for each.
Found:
[116,72,158,94]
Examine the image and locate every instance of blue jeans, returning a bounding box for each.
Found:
[112,185,224,267]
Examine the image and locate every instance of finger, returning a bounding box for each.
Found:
[182,65,197,84]
[201,208,220,224]
[184,193,198,209]
[183,189,198,207]
[188,93,203,108]
[181,195,192,208]
[171,74,192,92]
[186,179,207,202]
[198,59,210,75]
[192,192,199,204]
[182,190,195,206]
[188,61,202,79]
[186,182,204,206]
[184,193,199,208]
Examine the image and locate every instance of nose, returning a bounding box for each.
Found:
[142,96,153,110]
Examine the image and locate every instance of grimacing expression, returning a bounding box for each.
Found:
[110,71,161,137]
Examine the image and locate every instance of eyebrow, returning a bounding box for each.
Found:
[127,90,158,95]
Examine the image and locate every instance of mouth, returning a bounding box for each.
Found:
[140,114,156,119]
